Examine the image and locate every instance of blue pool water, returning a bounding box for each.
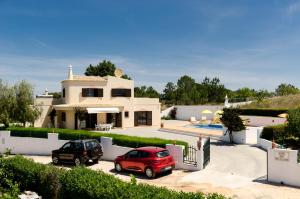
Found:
[192,124,224,130]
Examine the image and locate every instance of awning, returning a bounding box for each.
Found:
[87,107,120,114]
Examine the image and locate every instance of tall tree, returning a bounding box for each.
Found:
[275,83,299,96]
[14,80,41,127]
[176,75,199,105]
[201,77,226,103]
[162,82,177,105]
[0,80,16,127]
[85,60,131,79]
[134,86,159,98]
[220,108,245,143]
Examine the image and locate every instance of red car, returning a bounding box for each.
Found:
[114,147,175,178]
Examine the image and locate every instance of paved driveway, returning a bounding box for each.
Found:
[23,126,300,199]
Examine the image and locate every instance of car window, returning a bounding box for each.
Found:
[61,143,71,150]
[127,150,139,158]
[139,151,150,158]
[74,142,83,150]
[92,141,99,148]
[85,142,93,150]
[156,150,169,158]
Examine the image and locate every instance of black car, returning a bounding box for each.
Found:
[52,139,103,166]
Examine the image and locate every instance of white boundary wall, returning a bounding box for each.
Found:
[160,106,175,118]
[175,105,223,121]
[240,115,286,127]
[221,127,262,145]
[166,138,206,171]
[0,131,68,155]
[0,131,205,171]
[268,148,300,187]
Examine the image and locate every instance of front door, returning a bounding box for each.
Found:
[107,113,122,127]
[85,113,97,129]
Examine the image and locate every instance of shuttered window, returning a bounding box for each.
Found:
[111,89,131,97]
[82,88,103,97]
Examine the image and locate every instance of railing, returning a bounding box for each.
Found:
[183,146,197,166]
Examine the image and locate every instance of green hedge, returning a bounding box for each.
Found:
[0,156,226,199]
[261,124,287,141]
[232,108,288,117]
[7,127,188,150]
[261,124,300,148]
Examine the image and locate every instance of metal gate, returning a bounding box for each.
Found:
[203,137,210,168]
[183,146,197,166]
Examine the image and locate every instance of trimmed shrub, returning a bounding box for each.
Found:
[0,156,227,199]
[6,127,188,150]
[229,108,288,117]
[0,156,63,199]
[261,124,287,141]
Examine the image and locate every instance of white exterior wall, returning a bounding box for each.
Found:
[175,105,224,121]
[268,148,300,187]
[100,137,133,161]
[240,115,286,127]
[0,131,204,171]
[166,137,206,171]
[160,106,175,118]
[0,131,68,155]
[221,127,262,144]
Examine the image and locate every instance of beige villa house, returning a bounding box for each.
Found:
[35,66,161,129]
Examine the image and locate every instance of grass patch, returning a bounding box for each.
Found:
[241,94,300,109]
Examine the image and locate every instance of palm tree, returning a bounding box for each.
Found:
[220,108,245,143]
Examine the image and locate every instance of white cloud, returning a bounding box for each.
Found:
[287,1,300,15]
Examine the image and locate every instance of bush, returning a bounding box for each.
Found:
[6,127,188,150]
[0,156,63,199]
[0,156,227,199]
[261,124,287,141]
[287,108,300,138]
[233,108,288,117]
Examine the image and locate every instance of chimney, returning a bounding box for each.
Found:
[68,65,73,80]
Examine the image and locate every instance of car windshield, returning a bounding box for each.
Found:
[156,150,169,158]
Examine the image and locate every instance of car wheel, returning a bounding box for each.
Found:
[145,167,155,179]
[52,156,59,165]
[74,157,81,166]
[115,163,122,172]
[93,158,99,164]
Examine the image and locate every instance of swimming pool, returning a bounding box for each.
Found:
[191,124,224,130]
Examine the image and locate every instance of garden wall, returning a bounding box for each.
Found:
[221,127,262,144]
[268,148,300,187]
[0,131,205,171]
[0,131,67,155]
[175,105,223,121]
[240,115,286,127]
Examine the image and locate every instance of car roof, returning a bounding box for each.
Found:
[136,146,166,153]
[70,139,97,143]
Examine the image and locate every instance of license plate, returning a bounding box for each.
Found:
[164,166,172,171]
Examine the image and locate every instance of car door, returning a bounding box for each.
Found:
[90,140,102,158]
[85,141,93,159]
[138,151,151,171]
[123,150,140,171]
[59,142,74,161]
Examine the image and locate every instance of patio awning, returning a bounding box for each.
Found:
[87,107,120,114]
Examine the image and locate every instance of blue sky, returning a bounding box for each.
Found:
[1,0,300,94]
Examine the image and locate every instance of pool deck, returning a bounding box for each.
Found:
[161,120,223,138]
